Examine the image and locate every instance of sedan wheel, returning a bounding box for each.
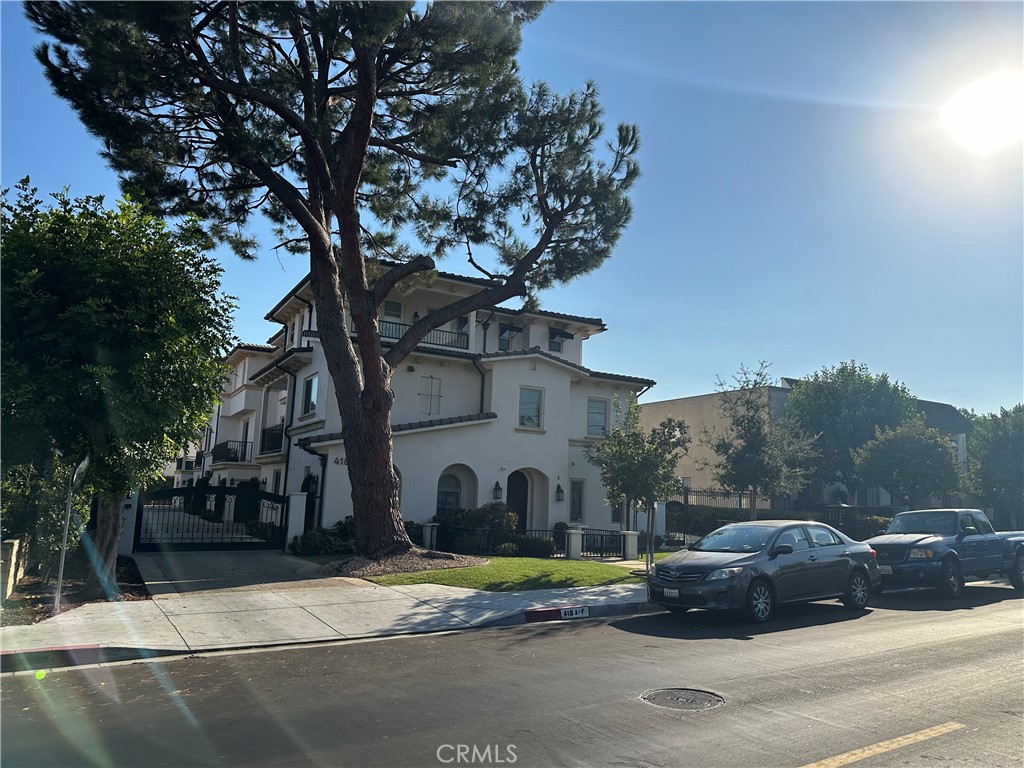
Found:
[842,571,870,610]
[938,560,963,599]
[745,580,774,623]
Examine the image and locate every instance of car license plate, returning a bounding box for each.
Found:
[663,588,679,599]
[878,565,892,575]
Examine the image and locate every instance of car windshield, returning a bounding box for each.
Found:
[885,511,958,535]
[692,525,775,553]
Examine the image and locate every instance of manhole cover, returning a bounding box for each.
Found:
[641,688,724,711]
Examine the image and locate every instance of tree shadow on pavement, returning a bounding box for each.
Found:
[872,583,1021,612]
[609,600,871,641]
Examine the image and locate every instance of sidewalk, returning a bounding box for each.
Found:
[1,553,657,673]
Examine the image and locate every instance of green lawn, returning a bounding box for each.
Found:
[367,556,646,591]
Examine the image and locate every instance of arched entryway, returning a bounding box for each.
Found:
[508,470,528,529]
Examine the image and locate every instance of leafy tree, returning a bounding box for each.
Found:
[0,460,91,580]
[1,181,234,597]
[701,362,818,518]
[585,395,690,536]
[784,361,917,504]
[29,2,641,558]
[965,405,1023,529]
[852,418,961,509]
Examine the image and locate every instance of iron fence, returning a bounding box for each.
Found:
[580,528,624,558]
[434,526,564,557]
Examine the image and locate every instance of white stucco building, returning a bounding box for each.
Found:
[175,269,654,534]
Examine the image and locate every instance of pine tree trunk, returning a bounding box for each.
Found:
[306,229,412,559]
[82,495,122,600]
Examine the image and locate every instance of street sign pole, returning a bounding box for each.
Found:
[53,454,90,614]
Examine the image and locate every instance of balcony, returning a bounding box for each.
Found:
[259,423,285,455]
[175,457,198,471]
[211,440,253,464]
[376,320,469,350]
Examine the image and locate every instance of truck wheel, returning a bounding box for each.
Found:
[745,579,774,623]
[1009,551,1024,591]
[938,560,964,599]
[842,571,870,610]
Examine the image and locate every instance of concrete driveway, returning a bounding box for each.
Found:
[133,550,329,596]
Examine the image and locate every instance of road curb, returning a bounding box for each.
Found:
[2,602,663,673]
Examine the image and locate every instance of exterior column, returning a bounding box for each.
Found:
[421,522,439,551]
[566,528,583,560]
[286,492,307,550]
[621,530,639,560]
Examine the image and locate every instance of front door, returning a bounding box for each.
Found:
[508,471,528,529]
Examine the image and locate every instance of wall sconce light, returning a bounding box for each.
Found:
[555,483,565,502]
[493,481,503,500]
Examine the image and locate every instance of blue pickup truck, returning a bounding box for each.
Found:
[867,509,1024,598]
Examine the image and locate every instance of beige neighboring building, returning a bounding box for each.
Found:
[641,380,972,508]
[639,386,790,491]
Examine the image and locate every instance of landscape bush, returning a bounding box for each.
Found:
[463,502,518,531]
[494,542,519,557]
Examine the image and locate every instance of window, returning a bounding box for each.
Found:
[807,525,842,547]
[570,480,584,522]
[381,301,402,338]
[272,469,281,495]
[548,328,573,353]
[383,301,402,321]
[418,376,442,416]
[776,526,811,552]
[971,513,994,536]
[455,316,469,333]
[518,387,543,428]
[498,323,521,351]
[587,398,609,437]
[302,374,318,416]
[241,419,250,446]
[436,474,462,514]
[612,501,623,524]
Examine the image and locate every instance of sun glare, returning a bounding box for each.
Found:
[939,69,1024,156]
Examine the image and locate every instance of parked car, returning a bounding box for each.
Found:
[647,520,881,623]
[866,509,1024,598]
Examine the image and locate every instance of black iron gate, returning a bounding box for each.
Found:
[134,486,288,551]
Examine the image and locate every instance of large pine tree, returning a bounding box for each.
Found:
[29,2,640,557]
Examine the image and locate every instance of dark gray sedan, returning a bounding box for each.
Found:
[647,520,881,623]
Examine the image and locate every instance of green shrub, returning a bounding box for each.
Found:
[494,542,519,557]
[332,516,356,542]
[433,506,472,527]
[464,502,518,531]
[552,521,569,549]
[288,527,354,556]
[504,535,555,558]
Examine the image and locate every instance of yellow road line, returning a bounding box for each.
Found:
[799,721,966,768]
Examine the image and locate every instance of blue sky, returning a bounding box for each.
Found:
[2,2,1021,414]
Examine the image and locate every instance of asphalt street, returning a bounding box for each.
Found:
[3,585,1022,768]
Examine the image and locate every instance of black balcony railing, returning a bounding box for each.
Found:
[175,457,197,471]
[211,440,253,464]
[373,320,470,350]
[259,423,285,455]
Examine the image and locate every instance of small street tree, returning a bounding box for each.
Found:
[29,2,641,558]
[784,361,917,505]
[701,362,818,518]
[585,395,689,567]
[965,405,1023,528]
[852,418,961,510]
[1,181,234,598]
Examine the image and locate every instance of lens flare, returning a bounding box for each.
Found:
[939,68,1024,156]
